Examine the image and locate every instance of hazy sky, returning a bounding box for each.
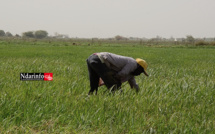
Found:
[1,0,215,38]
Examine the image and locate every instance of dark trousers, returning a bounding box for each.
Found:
[86,54,121,94]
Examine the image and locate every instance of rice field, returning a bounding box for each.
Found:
[0,40,215,133]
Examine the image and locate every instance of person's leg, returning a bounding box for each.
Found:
[87,58,99,95]
[87,54,122,94]
[88,55,121,90]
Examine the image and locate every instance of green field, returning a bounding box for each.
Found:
[0,40,215,133]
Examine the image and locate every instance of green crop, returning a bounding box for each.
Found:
[0,41,214,133]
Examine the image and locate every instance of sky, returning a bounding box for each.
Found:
[1,0,215,38]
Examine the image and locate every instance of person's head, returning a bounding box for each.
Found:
[134,58,149,76]
[132,64,144,76]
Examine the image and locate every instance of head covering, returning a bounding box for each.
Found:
[136,58,149,76]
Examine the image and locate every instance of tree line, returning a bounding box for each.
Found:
[0,30,48,39]
[1,29,215,46]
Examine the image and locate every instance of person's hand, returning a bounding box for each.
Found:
[98,78,105,86]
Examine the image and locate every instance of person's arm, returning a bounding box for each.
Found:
[117,59,137,77]
[117,63,133,77]
[128,77,139,92]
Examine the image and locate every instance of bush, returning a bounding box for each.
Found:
[210,42,215,46]
[195,41,209,46]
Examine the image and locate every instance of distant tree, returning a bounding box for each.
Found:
[186,35,195,44]
[53,32,69,38]
[34,30,48,39]
[0,30,5,36]
[115,35,127,40]
[15,34,20,37]
[22,31,34,38]
[5,32,13,37]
